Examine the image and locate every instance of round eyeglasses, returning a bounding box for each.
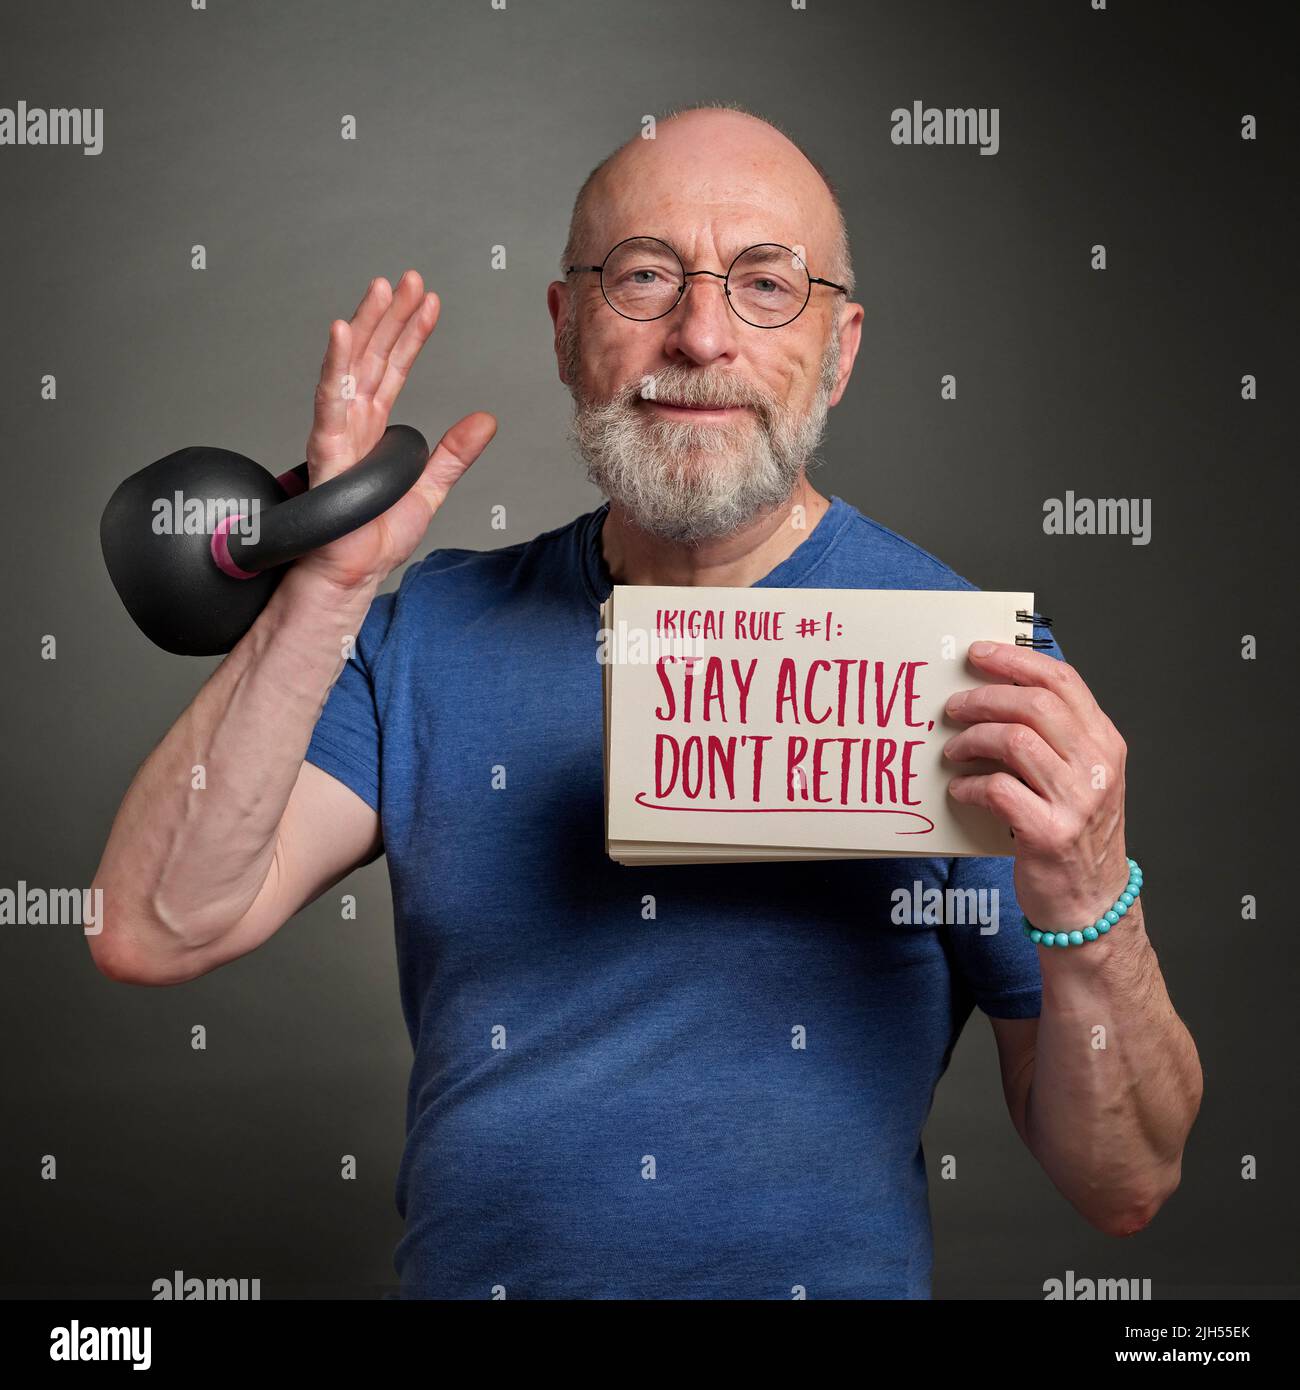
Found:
[565,236,847,329]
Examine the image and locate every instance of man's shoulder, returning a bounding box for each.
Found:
[824,499,1063,659]
[406,506,601,588]
[356,506,602,664]
[818,497,980,592]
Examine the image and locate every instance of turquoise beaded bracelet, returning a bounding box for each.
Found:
[1023,857,1142,948]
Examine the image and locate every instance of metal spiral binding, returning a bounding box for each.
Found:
[1014,610,1054,649]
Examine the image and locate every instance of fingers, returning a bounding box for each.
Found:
[374,292,441,416]
[346,276,393,378]
[307,318,353,478]
[945,682,1081,762]
[413,411,498,515]
[354,269,427,401]
[308,271,447,499]
[965,641,1103,723]
[948,770,1053,843]
[943,721,1072,800]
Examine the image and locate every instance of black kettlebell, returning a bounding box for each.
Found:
[101,424,428,656]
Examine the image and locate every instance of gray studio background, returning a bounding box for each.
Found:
[0,0,1292,1298]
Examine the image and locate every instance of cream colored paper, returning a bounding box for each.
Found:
[604,586,1035,864]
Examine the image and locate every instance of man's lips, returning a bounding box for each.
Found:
[641,400,750,417]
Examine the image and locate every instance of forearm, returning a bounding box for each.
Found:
[1023,900,1204,1233]
[91,567,378,955]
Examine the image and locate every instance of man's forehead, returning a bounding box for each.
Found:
[587,207,820,262]
[653,224,801,248]
[582,121,836,261]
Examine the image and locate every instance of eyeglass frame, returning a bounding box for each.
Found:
[564,235,848,329]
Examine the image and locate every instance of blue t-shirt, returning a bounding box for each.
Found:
[305,495,1061,1299]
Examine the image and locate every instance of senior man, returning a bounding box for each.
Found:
[90,104,1202,1299]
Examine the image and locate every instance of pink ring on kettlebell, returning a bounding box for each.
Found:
[210,514,258,580]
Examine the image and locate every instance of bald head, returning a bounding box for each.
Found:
[561,103,854,296]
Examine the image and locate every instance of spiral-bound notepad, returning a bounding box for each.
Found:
[602,586,1045,866]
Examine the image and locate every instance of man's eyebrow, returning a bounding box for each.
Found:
[732,244,798,267]
[642,237,803,267]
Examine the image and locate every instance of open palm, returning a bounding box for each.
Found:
[295,269,496,592]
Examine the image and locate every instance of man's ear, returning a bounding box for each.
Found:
[547,280,571,385]
[828,300,865,409]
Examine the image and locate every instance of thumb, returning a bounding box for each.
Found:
[415,411,498,514]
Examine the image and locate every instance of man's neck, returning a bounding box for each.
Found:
[600,476,831,588]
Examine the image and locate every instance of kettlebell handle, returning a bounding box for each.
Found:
[218,423,429,574]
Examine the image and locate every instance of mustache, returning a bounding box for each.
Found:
[559,319,784,423]
[606,371,777,422]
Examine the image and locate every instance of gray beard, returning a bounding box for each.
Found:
[563,318,842,544]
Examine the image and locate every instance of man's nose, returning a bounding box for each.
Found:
[668,274,737,360]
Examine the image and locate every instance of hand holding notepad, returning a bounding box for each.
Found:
[602,586,1043,865]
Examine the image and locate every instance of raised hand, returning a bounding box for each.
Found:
[295,269,497,593]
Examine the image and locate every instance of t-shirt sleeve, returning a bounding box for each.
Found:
[941,852,1042,1018]
[940,616,1065,1019]
[302,590,398,813]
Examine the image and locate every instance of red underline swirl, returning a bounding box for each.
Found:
[632,792,935,835]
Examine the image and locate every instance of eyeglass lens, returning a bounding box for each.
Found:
[600,237,811,327]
